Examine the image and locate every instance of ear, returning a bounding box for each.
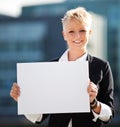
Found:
[89,29,92,35]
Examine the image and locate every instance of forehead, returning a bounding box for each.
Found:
[64,19,90,30]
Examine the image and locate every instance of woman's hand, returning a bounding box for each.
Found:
[10,82,20,102]
[87,81,98,103]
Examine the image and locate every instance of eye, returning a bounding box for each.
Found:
[79,30,86,33]
[68,30,74,33]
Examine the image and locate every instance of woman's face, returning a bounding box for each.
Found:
[62,19,91,52]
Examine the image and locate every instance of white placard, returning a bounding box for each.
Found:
[17,61,90,115]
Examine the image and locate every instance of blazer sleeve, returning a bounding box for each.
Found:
[97,61,114,116]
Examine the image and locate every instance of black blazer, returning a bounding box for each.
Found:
[37,54,114,127]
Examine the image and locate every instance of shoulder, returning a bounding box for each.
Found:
[88,54,109,64]
[88,54,111,70]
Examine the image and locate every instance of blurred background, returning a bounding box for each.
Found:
[0,0,120,127]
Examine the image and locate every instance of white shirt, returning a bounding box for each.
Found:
[24,50,112,124]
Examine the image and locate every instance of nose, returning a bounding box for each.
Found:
[75,32,81,38]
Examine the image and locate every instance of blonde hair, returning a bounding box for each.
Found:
[61,7,92,30]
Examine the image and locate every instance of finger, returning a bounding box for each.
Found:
[10,89,20,97]
[87,87,98,96]
[89,82,97,88]
[12,96,18,102]
[10,83,20,101]
[12,83,20,93]
[88,87,98,93]
[88,92,96,103]
[87,81,98,102]
[12,82,20,90]
[10,90,19,102]
[10,89,19,99]
[88,82,98,92]
[89,91,98,97]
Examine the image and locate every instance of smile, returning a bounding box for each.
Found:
[73,40,82,44]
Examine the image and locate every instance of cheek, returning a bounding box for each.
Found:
[63,33,71,42]
[62,32,67,41]
[65,35,72,42]
[84,34,90,40]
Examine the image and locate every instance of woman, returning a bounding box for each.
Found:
[10,7,114,127]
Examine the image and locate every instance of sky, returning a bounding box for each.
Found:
[0,0,65,17]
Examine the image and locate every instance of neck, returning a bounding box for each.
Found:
[68,49,86,61]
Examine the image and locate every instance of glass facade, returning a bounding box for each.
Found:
[0,20,48,115]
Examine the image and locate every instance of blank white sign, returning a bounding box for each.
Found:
[17,61,90,115]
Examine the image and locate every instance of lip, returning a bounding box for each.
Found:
[73,40,82,44]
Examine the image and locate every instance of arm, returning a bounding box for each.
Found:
[96,62,114,122]
[87,62,114,122]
